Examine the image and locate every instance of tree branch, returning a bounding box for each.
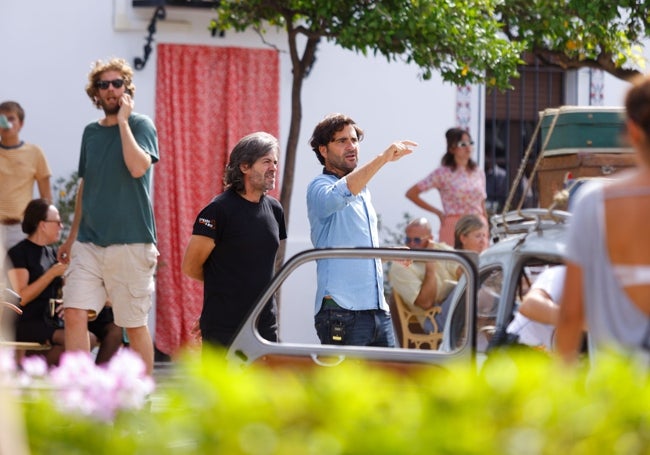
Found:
[531,47,641,81]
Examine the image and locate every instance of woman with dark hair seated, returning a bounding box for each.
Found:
[7,198,123,365]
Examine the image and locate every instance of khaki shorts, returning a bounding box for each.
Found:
[63,241,159,328]
[2,223,25,251]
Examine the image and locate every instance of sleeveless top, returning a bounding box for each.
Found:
[566,180,650,365]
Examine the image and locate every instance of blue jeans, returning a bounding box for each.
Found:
[315,303,396,348]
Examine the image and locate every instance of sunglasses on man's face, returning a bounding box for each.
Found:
[95,79,125,90]
[405,237,425,245]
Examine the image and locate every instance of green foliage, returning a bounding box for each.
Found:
[209,1,650,89]
[496,0,647,76]
[378,211,413,246]
[52,171,79,243]
[19,347,650,454]
[209,0,524,89]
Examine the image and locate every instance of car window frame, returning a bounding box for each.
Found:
[227,247,479,370]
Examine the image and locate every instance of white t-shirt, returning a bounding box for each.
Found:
[506,266,566,350]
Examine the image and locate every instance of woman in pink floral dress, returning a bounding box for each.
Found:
[405,128,487,246]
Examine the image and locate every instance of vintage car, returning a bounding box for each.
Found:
[477,208,570,353]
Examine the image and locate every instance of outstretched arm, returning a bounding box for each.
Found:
[345,140,417,195]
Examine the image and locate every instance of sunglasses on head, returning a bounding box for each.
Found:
[95,79,125,90]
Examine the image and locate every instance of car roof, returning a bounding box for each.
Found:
[476,209,570,338]
[481,224,567,269]
[482,208,569,270]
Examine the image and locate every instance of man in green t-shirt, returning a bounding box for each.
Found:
[59,58,159,375]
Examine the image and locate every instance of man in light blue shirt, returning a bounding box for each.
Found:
[307,113,416,346]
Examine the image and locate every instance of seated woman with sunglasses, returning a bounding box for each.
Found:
[6,199,123,365]
[405,128,488,246]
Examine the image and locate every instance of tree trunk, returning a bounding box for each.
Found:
[276,31,320,270]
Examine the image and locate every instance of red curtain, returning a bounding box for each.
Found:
[153,43,280,357]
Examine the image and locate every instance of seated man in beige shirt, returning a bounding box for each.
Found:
[388,218,460,333]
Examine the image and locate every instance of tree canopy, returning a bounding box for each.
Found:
[497,0,647,80]
[212,0,525,89]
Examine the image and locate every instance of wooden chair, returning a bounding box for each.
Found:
[1,289,51,354]
[392,289,443,350]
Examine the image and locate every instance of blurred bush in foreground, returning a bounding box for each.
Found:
[19,347,650,454]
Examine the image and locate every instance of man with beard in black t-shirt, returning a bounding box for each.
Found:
[182,132,286,349]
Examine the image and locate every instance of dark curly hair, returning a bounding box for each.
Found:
[309,113,364,165]
[85,57,136,109]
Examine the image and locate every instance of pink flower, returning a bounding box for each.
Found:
[48,349,155,422]
[21,355,48,377]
